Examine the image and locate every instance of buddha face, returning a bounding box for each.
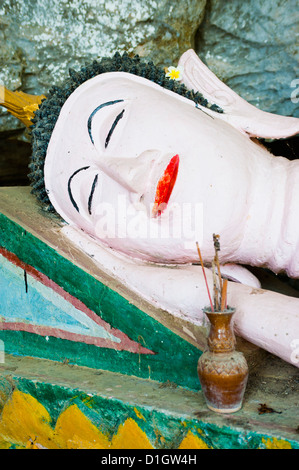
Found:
[44,72,262,263]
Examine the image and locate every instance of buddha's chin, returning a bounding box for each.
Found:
[96,235,200,265]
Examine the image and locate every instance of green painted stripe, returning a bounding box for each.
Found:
[0,330,199,389]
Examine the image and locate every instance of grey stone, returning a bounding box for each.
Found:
[0,0,206,134]
[1,0,298,137]
[195,0,299,117]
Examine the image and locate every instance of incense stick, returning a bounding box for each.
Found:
[220,279,228,311]
[196,235,229,312]
[213,233,222,292]
[212,260,219,310]
[196,242,214,311]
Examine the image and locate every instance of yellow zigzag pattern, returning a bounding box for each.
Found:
[0,390,210,449]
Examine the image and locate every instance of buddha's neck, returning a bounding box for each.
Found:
[235,155,299,278]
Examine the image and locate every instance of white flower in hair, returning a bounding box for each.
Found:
[165,66,184,81]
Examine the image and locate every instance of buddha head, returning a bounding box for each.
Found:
[28,52,269,264]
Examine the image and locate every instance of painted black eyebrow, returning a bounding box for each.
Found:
[105,108,125,148]
[88,174,99,215]
[88,100,124,144]
[68,166,90,212]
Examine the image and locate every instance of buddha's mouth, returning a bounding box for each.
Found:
[152,154,179,218]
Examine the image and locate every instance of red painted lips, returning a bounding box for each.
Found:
[152,154,179,217]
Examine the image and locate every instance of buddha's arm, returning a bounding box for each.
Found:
[63,225,299,368]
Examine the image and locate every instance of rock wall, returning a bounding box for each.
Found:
[195,0,299,118]
[0,0,298,137]
[0,0,206,133]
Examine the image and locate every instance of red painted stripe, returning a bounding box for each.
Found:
[0,247,154,355]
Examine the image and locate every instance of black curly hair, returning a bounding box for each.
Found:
[29,52,223,212]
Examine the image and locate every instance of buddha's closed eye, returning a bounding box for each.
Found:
[68,166,90,212]
[105,109,125,148]
[88,174,99,215]
[68,166,99,216]
[87,100,125,147]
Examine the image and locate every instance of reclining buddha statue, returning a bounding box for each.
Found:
[1,49,299,366]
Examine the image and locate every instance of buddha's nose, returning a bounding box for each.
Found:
[97,149,162,195]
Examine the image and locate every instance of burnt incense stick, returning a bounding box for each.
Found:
[212,260,219,310]
[196,235,229,312]
[213,233,222,292]
[196,242,214,312]
[220,279,228,311]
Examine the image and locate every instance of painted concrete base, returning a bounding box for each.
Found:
[0,354,298,449]
[1,187,298,449]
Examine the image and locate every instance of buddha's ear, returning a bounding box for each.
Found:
[178,49,238,112]
[178,49,299,140]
